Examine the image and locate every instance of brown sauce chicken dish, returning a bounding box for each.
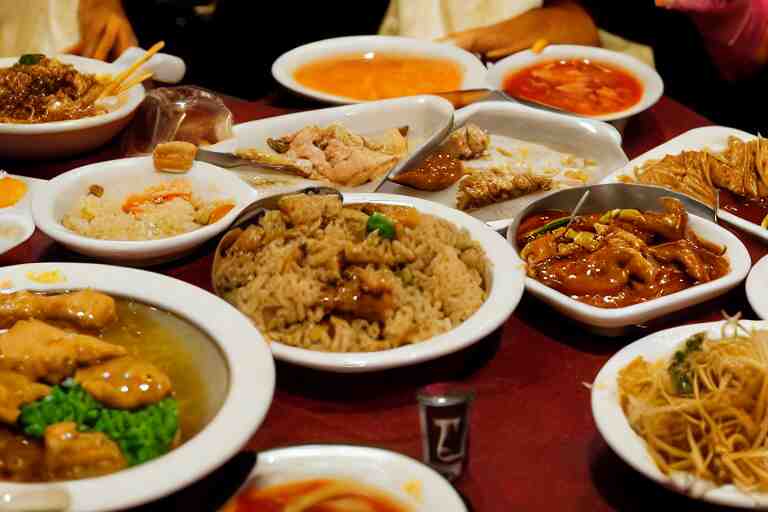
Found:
[516,197,729,308]
[0,289,209,482]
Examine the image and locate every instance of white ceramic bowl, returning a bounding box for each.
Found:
[486,44,664,122]
[261,192,525,372]
[507,186,751,333]
[32,156,257,265]
[0,55,143,159]
[209,95,455,194]
[0,175,44,255]
[378,99,628,226]
[747,254,768,320]
[229,445,467,511]
[592,320,768,508]
[0,262,275,512]
[271,35,487,105]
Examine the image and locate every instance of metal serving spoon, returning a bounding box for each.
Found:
[211,187,342,297]
[429,88,570,115]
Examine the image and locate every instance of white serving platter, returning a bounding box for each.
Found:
[592,320,768,509]
[378,100,629,228]
[209,95,454,195]
[601,126,768,243]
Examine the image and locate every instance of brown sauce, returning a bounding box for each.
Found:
[516,202,729,309]
[390,151,463,191]
[719,188,768,225]
[0,296,214,482]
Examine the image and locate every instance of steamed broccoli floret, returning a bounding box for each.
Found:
[20,380,179,466]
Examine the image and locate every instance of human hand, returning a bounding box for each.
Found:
[655,0,740,12]
[65,0,137,61]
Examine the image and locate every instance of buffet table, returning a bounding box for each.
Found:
[1,93,758,512]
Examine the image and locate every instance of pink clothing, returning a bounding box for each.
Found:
[659,0,768,79]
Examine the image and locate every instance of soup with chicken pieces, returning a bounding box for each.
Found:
[516,197,729,308]
[0,289,213,482]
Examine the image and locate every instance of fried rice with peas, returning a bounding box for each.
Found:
[212,194,490,352]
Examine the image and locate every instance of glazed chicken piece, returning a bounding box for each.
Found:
[264,124,407,186]
[75,357,172,409]
[0,319,127,384]
[0,290,118,330]
[0,428,44,482]
[0,371,50,424]
[43,422,126,480]
[457,169,552,210]
[441,124,490,160]
[648,239,730,283]
[617,197,688,241]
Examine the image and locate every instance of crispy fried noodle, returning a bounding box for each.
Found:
[618,315,768,492]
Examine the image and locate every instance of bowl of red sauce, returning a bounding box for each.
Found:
[487,45,663,122]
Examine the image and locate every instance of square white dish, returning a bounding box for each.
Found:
[0,174,43,255]
[506,183,751,334]
[378,100,629,227]
[600,126,768,243]
[208,95,454,194]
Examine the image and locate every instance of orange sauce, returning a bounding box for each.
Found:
[293,53,463,101]
[503,59,643,116]
[225,479,412,512]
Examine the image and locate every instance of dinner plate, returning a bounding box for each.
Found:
[592,320,768,509]
[601,126,768,243]
[506,183,752,334]
[271,35,487,105]
[208,95,454,195]
[239,192,525,373]
[32,156,257,265]
[0,50,184,160]
[486,44,664,122]
[0,262,275,512]
[378,100,628,226]
[226,444,467,511]
[0,174,43,255]
[747,254,768,320]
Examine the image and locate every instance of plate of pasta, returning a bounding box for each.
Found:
[592,318,768,508]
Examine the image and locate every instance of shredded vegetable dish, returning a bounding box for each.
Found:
[619,319,768,492]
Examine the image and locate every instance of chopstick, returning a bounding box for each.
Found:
[99,41,165,99]
[115,71,153,95]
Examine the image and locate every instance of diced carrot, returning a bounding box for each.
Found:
[208,203,234,224]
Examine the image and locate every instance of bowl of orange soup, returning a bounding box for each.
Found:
[272,36,487,104]
[486,45,663,122]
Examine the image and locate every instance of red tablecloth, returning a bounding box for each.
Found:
[1,94,758,512]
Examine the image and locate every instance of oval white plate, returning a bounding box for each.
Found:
[260,193,524,372]
[747,254,768,319]
[32,156,257,265]
[378,99,628,226]
[486,44,663,122]
[601,126,768,244]
[230,445,467,511]
[210,95,454,195]
[0,174,42,255]
[0,262,275,512]
[271,35,487,105]
[508,213,750,332]
[592,320,768,509]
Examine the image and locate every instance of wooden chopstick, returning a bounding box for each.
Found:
[115,71,153,95]
[99,41,165,99]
